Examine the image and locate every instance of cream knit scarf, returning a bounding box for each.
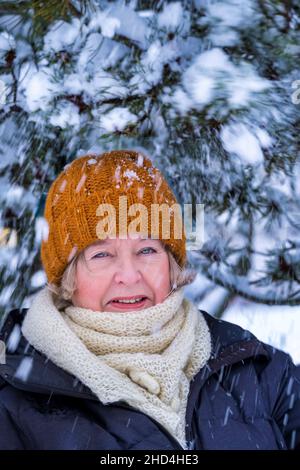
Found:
[21,286,211,450]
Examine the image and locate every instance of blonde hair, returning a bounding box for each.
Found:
[48,248,196,309]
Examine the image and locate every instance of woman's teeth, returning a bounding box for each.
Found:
[113,298,145,304]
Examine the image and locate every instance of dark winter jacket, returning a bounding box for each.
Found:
[0,307,299,450]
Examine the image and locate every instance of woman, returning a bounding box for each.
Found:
[0,150,299,450]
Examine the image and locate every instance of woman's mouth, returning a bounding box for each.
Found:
[108,296,148,310]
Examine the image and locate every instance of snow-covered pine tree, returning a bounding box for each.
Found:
[0,0,299,319]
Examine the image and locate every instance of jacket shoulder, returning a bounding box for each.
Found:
[200,309,256,347]
[198,309,299,385]
[200,309,296,363]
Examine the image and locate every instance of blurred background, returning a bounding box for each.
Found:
[0,0,299,363]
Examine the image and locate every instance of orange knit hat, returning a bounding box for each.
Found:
[41,149,186,285]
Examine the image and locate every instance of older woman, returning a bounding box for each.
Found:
[0,150,299,450]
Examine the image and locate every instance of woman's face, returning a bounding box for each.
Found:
[72,236,171,312]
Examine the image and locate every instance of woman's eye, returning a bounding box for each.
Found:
[91,252,109,259]
[139,247,157,255]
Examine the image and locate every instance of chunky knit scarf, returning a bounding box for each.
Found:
[21,286,211,450]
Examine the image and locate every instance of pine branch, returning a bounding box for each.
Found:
[204,265,300,306]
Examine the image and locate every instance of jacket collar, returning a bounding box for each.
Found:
[0,307,271,400]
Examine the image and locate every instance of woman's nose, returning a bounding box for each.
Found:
[113,257,142,285]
